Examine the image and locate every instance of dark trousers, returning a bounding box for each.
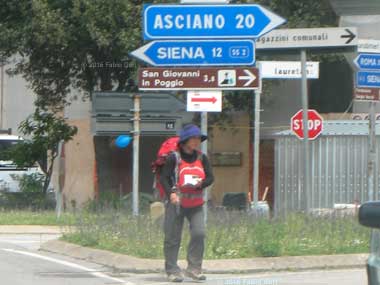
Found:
[163,202,205,274]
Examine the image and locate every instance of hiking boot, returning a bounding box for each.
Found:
[167,271,184,283]
[184,269,206,281]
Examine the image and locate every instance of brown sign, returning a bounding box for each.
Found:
[354,87,380,101]
[138,67,260,91]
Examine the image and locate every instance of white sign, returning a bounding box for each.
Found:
[187,91,222,112]
[358,39,380,54]
[258,61,319,79]
[256,27,358,50]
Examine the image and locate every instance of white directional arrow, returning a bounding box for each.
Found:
[238,69,256,86]
[130,42,155,66]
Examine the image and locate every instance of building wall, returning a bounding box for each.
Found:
[57,98,95,209]
[62,117,95,209]
[0,61,36,134]
[210,112,251,205]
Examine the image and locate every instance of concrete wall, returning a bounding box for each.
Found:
[62,117,95,209]
[59,99,95,209]
[0,61,36,134]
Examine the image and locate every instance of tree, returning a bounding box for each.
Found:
[0,0,143,109]
[8,109,78,194]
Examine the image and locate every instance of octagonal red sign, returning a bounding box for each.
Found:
[291,109,323,140]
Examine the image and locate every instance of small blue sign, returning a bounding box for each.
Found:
[130,40,255,67]
[354,54,380,70]
[357,71,380,88]
[143,4,286,40]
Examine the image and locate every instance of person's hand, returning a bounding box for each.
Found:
[194,181,203,189]
[170,192,180,205]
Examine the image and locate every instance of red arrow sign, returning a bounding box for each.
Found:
[191,97,217,104]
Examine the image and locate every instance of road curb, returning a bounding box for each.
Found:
[40,240,368,274]
[0,225,65,235]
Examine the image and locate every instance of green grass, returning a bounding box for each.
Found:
[0,210,75,226]
[61,209,371,259]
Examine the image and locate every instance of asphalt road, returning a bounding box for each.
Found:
[0,234,368,285]
[122,270,367,285]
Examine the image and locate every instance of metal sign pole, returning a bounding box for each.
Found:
[368,101,376,201]
[181,0,221,226]
[201,112,208,224]
[253,86,262,206]
[132,94,141,216]
[301,49,311,212]
[180,0,228,226]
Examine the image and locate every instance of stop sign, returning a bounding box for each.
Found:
[291,109,323,140]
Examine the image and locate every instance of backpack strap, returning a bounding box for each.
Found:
[172,151,181,187]
[171,150,203,186]
[196,151,203,162]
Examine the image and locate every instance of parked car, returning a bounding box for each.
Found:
[359,201,380,285]
[0,134,46,192]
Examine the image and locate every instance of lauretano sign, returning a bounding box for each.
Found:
[291,109,323,140]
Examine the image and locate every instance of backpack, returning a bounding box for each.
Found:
[152,136,180,200]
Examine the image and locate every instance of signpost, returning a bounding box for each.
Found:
[138,67,259,90]
[255,27,357,212]
[187,91,222,112]
[131,40,256,66]
[354,49,380,202]
[291,109,323,140]
[355,54,380,70]
[143,4,286,40]
[358,39,380,54]
[256,27,358,50]
[178,0,231,226]
[259,61,319,79]
[134,1,285,217]
[354,87,380,101]
[357,71,380,88]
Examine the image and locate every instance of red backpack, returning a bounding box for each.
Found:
[152,136,180,200]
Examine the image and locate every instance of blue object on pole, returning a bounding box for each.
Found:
[130,40,256,67]
[143,4,286,40]
[115,135,132,148]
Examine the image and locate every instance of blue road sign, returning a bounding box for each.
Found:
[130,40,255,67]
[143,4,286,40]
[354,54,380,70]
[357,71,380,88]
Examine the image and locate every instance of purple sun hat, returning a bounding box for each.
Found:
[179,124,207,144]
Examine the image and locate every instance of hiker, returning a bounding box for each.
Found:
[160,124,214,282]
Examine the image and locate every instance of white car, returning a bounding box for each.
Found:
[0,134,45,192]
